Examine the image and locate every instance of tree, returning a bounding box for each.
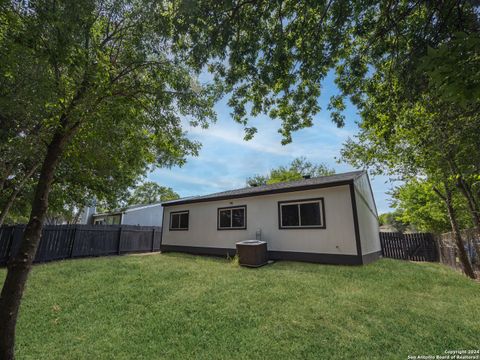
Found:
[420,33,480,107]
[333,1,480,268]
[340,89,479,279]
[245,174,270,188]
[247,157,335,186]
[0,91,191,226]
[390,180,472,234]
[378,211,411,233]
[0,1,217,357]
[330,1,479,278]
[127,182,179,205]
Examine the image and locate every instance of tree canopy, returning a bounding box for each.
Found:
[127,182,179,205]
[378,211,410,233]
[247,157,335,186]
[335,1,479,277]
[390,180,472,234]
[0,1,221,356]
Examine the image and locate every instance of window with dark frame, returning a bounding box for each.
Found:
[217,206,246,230]
[279,199,325,229]
[170,211,189,230]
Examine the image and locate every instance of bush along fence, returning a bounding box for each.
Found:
[380,230,480,273]
[437,228,479,272]
[380,232,439,262]
[0,224,162,266]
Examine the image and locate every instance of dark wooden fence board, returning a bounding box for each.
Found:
[120,227,156,253]
[72,226,120,258]
[8,226,25,261]
[380,232,438,262]
[0,224,162,266]
[0,226,15,265]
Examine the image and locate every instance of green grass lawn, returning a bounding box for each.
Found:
[1,254,479,359]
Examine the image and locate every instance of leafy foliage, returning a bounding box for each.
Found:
[247,157,335,186]
[336,2,480,245]
[174,0,358,143]
[420,33,480,106]
[127,182,179,205]
[378,211,411,233]
[390,180,472,234]
[0,0,223,225]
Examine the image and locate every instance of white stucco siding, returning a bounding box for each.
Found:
[354,174,377,216]
[354,176,381,255]
[162,185,358,255]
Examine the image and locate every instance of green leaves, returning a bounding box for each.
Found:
[246,157,335,186]
[337,2,479,180]
[174,0,353,143]
[0,0,224,221]
[127,181,180,206]
[420,33,480,106]
[390,179,472,233]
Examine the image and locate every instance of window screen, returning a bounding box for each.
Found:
[300,203,321,226]
[281,204,299,226]
[218,206,246,229]
[279,199,324,229]
[219,210,231,228]
[170,211,189,230]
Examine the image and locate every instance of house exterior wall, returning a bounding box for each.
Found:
[354,174,381,257]
[121,204,163,226]
[355,190,381,255]
[92,213,122,225]
[161,185,358,256]
[354,174,377,216]
[79,206,96,224]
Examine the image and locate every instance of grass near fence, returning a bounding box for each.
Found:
[1,255,479,359]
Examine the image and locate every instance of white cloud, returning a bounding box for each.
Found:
[187,126,290,156]
[185,114,355,162]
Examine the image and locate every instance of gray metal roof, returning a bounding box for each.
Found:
[162,170,365,206]
[93,201,163,217]
[123,202,163,211]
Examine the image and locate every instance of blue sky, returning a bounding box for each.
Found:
[149,73,394,214]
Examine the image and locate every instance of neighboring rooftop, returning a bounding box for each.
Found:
[93,201,163,216]
[162,170,366,206]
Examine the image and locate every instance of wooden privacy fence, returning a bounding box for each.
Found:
[0,224,162,266]
[380,232,438,262]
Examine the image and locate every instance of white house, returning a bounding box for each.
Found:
[161,171,381,265]
[89,202,164,226]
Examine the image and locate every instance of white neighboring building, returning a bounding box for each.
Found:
[160,171,381,265]
[90,202,163,226]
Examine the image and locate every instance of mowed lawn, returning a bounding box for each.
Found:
[1,254,479,359]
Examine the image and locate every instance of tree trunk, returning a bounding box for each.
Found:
[0,164,40,227]
[446,157,480,265]
[443,185,476,279]
[456,177,480,265]
[0,132,68,359]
